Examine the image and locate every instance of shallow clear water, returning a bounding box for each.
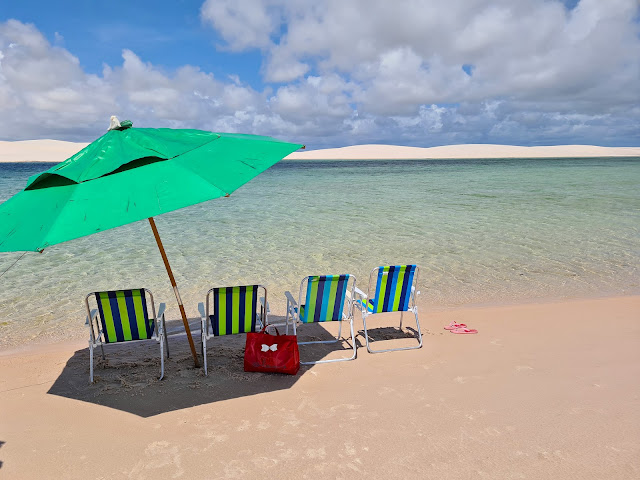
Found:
[1,158,639,347]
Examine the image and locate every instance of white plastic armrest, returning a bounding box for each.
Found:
[157,303,166,320]
[284,290,297,308]
[354,286,367,300]
[85,308,98,326]
[259,296,271,313]
[197,302,206,320]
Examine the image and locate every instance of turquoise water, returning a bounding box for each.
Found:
[1,158,639,347]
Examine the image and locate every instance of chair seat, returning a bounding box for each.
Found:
[356,298,374,313]
[293,304,305,319]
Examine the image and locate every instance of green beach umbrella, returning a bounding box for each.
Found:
[0,119,303,366]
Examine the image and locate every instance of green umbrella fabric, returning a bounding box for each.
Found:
[0,125,302,367]
[0,128,302,252]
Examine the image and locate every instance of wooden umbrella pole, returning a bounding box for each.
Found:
[148,217,200,367]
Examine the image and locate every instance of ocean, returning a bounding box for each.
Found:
[1,157,639,348]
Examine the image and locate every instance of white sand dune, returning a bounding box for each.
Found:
[287,143,640,160]
[0,140,88,163]
[1,140,639,163]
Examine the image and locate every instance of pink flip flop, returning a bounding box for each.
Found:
[444,321,467,331]
[451,327,478,334]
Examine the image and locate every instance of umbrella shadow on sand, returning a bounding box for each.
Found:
[47,315,356,417]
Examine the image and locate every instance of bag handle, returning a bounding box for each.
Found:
[259,324,281,336]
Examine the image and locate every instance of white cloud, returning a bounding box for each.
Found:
[0,1,639,147]
[0,21,277,140]
[200,0,281,51]
[199,0,640,146]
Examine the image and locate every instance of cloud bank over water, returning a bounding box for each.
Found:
[0,0,639,146]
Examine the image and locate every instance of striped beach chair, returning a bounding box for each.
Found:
[355,265,422,353]
[197,284,267,375]
[283,274,357,364]
[85,288,168,383]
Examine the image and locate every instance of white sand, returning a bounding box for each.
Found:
[0,140,639,163]
[287,143,640,160]
[1,295,638,479]
[0,140,88,163]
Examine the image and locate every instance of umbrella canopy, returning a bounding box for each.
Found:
[0,127,302,252]
[0,124,303,367]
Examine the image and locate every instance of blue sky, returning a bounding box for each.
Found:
[1,1,264,88]
[0,0,638,148]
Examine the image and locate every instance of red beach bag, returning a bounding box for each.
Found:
[244,326,300,375]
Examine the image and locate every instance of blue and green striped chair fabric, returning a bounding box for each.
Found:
[95,289,154,343]
[371,265,417,313]
[357,298,375,313]
[301,275,350,323]
[210,285,259,336]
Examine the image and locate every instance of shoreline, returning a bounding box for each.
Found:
[1,294,638,478]
[1,139,639,163]
[2,291,639,353]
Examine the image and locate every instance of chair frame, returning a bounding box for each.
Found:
[85,288,169,383]
[283,274,357,364]
[198,284,268,376]
[355,265,422,354]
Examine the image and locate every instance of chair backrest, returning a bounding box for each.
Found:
[368,265,418,313]
[208,285,261,336]
[300,274,352,323]
[94,289,154,343]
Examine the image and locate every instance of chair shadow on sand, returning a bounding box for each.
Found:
[358,326,420,343]
[47,315,357,418]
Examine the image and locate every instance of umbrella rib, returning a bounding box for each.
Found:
[30,187,78,251]
[169,159,232,197]
[143,134,221,161]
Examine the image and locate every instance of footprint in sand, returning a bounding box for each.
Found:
[305,447,327,459]
[128,441,184,478]
[251,456,279,469]
[206,433,228,443]
[256,421,271,430]
[344,442,357,456]
[454,375,483,384]
[377,386,395,396]
[515,365,534,372]
[236,419,251,431]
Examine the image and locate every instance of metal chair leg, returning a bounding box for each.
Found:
[163,320,170,358]
[159,336,165,380]
[89,340,94,383]
[202,332,208,376]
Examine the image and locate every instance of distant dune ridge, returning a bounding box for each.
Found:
[287,143,640,159]
[0,140,89,163]
[0,139,639,163]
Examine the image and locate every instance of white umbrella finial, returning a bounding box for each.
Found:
[107,116,121,131]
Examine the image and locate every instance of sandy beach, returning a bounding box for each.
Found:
[1,295,638,479]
